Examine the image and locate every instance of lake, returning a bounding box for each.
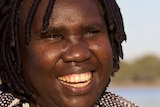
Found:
[109,87,160,107]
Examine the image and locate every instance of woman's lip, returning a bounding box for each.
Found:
[58,65,95,77]
[58,71,96,95]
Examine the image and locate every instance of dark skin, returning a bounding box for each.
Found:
[19,0,113,107]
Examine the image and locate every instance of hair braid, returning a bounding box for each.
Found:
[0,0,41,102]
[98,0,126,75]
[0,0,15,88]
[25,0,41,44]
[42,0,56,31]
[0,0,33,101]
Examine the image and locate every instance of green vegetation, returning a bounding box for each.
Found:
[110,54,160,87]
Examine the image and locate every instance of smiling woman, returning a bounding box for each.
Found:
[0,0,137,107]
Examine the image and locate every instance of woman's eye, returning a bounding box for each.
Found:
[87,30,101,34]
[92,30,101,33]
[41,33,62,41]
[84,30,101,38]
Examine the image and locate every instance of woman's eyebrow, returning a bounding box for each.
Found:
[42,26,67,33]
[83,23,106,30]
[42,23,106,34]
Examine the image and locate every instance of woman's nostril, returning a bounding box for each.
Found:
[62,44,91,62]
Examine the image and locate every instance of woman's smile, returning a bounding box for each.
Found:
[58,71,97,96]
[58,72,92,86]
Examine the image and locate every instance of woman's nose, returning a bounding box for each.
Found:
[62,42,91,63]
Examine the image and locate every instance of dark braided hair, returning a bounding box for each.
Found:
[0,0,126,102]
[98,0,126,75]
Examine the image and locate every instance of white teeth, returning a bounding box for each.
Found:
[58,72,92,83]
[61,80,91,88]
[58,72,92,88]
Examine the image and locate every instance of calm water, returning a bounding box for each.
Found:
[109,87,160,107]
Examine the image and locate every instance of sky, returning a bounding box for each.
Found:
[116,0,160,60]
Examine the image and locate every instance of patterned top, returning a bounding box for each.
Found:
[0,91,138,107]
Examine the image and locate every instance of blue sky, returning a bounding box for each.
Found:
[116,0,160,60]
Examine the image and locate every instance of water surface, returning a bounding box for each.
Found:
[109,87,160,107]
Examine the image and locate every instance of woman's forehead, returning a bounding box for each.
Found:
[19,0,100,18]
[19,0,102,30]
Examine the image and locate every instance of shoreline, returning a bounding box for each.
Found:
[109,82,160,88]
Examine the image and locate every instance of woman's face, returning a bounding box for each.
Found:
[19,0,113,106]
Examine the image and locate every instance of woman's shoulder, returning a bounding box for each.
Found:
[0,92,29,107]
[0,92,19,107]
[95,91,138,107]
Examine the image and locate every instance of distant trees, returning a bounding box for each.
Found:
[110,55,160,86]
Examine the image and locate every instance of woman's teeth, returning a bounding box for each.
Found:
[58,72,92,88]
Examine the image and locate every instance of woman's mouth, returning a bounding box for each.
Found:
[58,72,92,88]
